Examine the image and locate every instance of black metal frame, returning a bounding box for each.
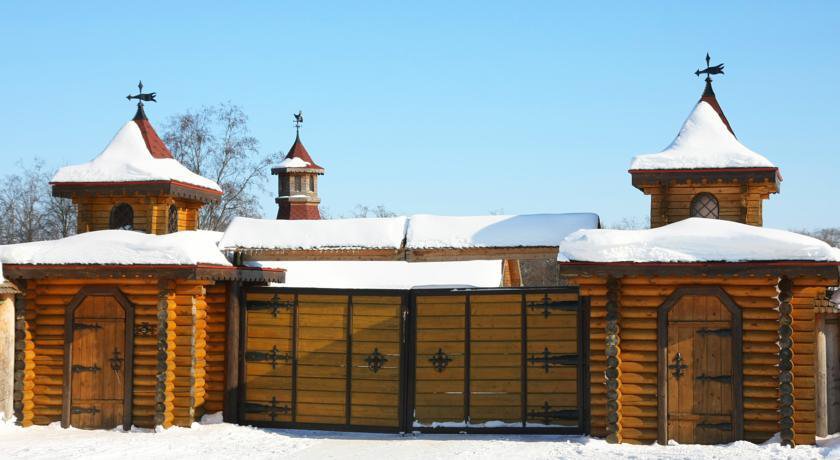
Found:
[239,286,589,435]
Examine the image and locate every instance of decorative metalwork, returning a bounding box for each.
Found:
[694,53,725,81]
[72,364,101,374]
[71,406,101,415]
[778,276,795,447]
[697,327,731,337]
[246,293,295,318]
[245,345,291,369]
[109,203,134,230]
[73,322,102,331]
[244,396,291,422]
[668,352,688,379]
[690,193,720,219]
[526,293,578,318]
[135,322,157,337]
[126,80,157,106]
[697,421,732,431]
[109,348,124,372]
[429,348,453,372]
[293,111,303,132]
[365,348,388,373]
[527,347,578,373]
[527,401,578,426]
[168,205,179,234]
[695,374,731,383]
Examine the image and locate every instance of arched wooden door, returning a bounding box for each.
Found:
[63,289,134,429]
[658,288,743,445]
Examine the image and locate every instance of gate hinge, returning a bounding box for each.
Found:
[695,374,732,383]
[697,328,731,337]
[527,347,578,373]
[245,345,292,369]
[71,406,101,415]
[527,401,579,425]
[698,421,732,431]
[246,294,295,317]
[244,396,291,422]
[526,294,579,318]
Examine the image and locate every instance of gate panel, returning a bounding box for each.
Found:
[295,294,348,425]
[350,296,403,427]
[414,295,467,426]
[243,292,294,424]
[470,294,522,424]
[525,292,580,427]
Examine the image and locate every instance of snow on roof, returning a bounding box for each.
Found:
[250,260,503,289]
[629,101,775,170]
[276,157,310,168]
[51,121,222,192]
[558,218,840,263]
[0,230,231,267]
[406,213,600,249]
[219,216,408,250]
[219,213,600,251]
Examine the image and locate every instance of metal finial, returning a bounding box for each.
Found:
[293,111,303,133]
[694,52,725,82]
[126,80,157,107]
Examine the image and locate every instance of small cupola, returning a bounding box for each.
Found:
[629,54,781,228]
[51,82,223,234]
[272,112,325,220]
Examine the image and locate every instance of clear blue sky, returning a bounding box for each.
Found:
[1,2,837,229]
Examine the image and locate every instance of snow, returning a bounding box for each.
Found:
[558,218,840,263]
[51,121,222,192]
[276,157,311,168]
[220,217,408,250]
[250,260,503,289]
[0,230,231,267]
[630,101,775,170]
[2,416,840,460]
[407,213,600,249]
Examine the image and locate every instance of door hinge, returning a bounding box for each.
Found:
[698,421,732,431]
[245,345,292,369]
[695,374,732,383]
[697,328,732,337]
[244,396,291,422]
[526,294,579,318]
[527,347,578,373]
[73,322,102,331]
[71,364,101,374]
[246,294,295,317]
[527,401,579,425]
[71,406,101,415]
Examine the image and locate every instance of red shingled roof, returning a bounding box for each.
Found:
[700,79,735,136]
[284,133,323,170]
[133,104,174,159]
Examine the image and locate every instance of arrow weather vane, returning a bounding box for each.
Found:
[126,80,157,107]
[694,52,725,82]
[293,111,303,134]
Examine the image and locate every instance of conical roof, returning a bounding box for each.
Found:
[630,83,775,171]
[51,112,222,194]
[276,133,323,170]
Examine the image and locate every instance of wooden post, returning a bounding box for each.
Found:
[12,281,26,424]
[816,314,828,437]
[223,282,241,423]
[778,277,795,447]
[605,276,622,443]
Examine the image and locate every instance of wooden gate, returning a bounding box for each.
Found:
[63,290,134,429]
[658,288,743,444]
[240,286,586,433]
[241,288,407,430]
[410,288,586,433]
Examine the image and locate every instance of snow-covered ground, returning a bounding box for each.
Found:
[2,414,840,460]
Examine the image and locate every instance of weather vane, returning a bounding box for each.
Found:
[694,53,725,82]
[126,80,157,107]
[293,111,303,133]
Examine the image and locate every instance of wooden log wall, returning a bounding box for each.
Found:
[14,278,217,429]
[641,182,774,228]
[568,274,833,445]
[204,283,227,414]
[74,196,202,234]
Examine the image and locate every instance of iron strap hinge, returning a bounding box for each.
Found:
[698,421,732,431]
[73,322,102,331]
[245,345,292,369]
[697,328,732,337]
[527,401,579,425]
[695,374,732,383]
[246,294,295,318]
[72,364,101,374]
[71,406,101,415]
[527,347,578,373]
[244,396,291,422]
[526,294,579,318]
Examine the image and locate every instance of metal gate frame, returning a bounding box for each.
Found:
[238,286,589,435]
[406,287,589,434]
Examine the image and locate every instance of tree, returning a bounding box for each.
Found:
[350,204,398,218]
[162,103,275,231]
[0,159,76,244]
[796,227,840,248]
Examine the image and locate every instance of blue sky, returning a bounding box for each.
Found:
[1,2,837,228]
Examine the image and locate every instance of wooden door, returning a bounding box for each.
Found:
[70,296,127,429]
[666,295,735,444]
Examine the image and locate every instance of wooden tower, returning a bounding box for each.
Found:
[51,84,222,234]
[629,58,781,228]
[272,113,324,220]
